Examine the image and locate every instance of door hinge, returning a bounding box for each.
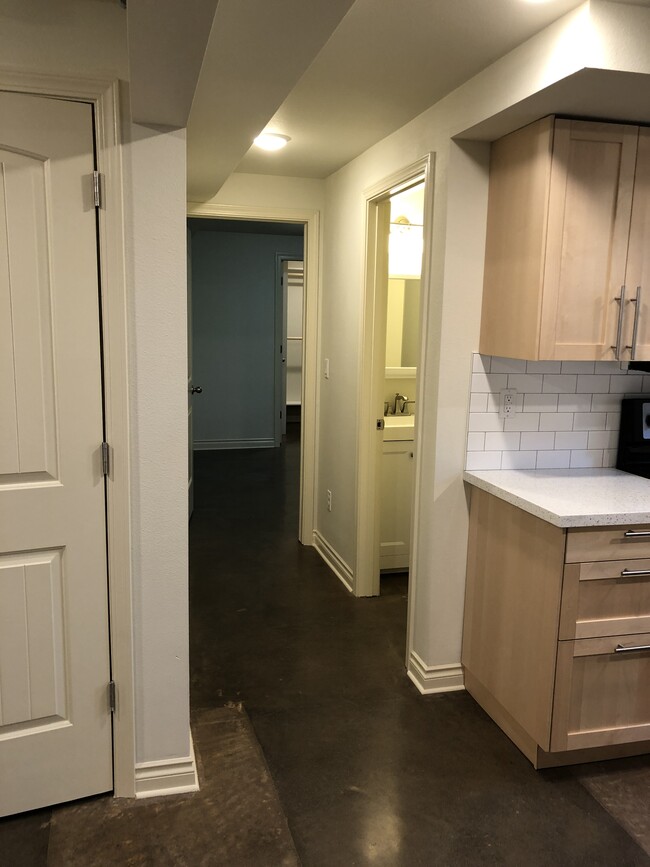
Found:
[101,441,111,476]
[93,170,104,209]
[108,680,116,713]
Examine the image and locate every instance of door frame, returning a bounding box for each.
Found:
[0,70,136,797]
[356,155,435,606]
[187,202,319,546]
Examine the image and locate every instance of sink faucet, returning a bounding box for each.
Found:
[393,393,408,414]
[402,399,416,416]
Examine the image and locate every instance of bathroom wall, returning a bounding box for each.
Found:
[190,226,303,449]
[466,353,650,470]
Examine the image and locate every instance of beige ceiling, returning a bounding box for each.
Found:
[187,0,586,198]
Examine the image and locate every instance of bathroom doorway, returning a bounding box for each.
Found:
[356,158,433,601]
[186,203,320,546]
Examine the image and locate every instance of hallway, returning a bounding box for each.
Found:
[189,435,650,866]
[1,435,648,865]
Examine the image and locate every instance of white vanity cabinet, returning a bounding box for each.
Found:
[380,423,414,571]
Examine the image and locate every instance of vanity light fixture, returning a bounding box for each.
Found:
[253,133,291,151]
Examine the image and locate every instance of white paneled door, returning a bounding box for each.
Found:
[0,92,112,815]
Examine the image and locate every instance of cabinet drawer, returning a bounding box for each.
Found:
[559,560,650,639]
[551,633,650,752]
[565,526,650,563]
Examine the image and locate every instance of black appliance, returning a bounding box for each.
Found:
[616,397,650,479]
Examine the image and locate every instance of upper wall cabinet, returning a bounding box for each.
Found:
[479,117,650,361]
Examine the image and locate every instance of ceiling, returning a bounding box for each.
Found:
[185,0,586,197]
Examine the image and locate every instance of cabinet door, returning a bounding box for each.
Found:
[379,441,414,570]
[551,633,650,751]
[539,121,638,360]
[625,127,650,361]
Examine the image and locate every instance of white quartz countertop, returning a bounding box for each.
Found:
[463,468,650,528]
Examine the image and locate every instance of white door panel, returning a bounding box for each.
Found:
[0,92,111,816]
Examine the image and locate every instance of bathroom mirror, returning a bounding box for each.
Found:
[385,278,420,377]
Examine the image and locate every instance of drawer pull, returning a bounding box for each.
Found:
[620,568,650,577]
[623,530,650,538]
[615,643,650,653]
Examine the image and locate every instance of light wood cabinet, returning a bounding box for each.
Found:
[462,487,650,768]
[479,117,650,362]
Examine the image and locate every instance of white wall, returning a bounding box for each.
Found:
[317,0,650,679]
[0,0,193,769]
[207,172,326,212]
[125,124,190,764]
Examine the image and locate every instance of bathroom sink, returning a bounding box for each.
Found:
[383,414,415,441]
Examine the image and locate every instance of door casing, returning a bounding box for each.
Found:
[356,155,435,661]
[187,202,320,546]
[0,70,136,797]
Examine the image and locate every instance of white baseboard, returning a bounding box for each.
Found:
[134,735,199,799]
[407,651,465,695]
[313,530,354,593]
[194,438,275,450]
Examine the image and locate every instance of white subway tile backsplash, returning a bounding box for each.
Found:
[472,354,491,373]
[587,430,618,450]
[471,372,508,393]
[523,393,559,413]
[573,412,606,431]
[536,450,571,468]
[521,431,555,451]
[570,449,604,468]
[591,393,624,412]
[558,393,592,413]
[504,413,540,432]
[560,361,595,374]
[490,357,527,374]
[543,374,577,393]
[526,360,562,374]
[508,373,543,393]
[609,374,643,393]
[576,374,610,393]
[466,451,502,470]
[468,412,504,432]
[606,412,621,431]
[501,451,537,469]
[465,354,645,471]
[599,361,628,374]
[467,432,485,451]
[469,393,488,413]
[485,431,521,451]
[555,431,588,450]
[539,413,574,432]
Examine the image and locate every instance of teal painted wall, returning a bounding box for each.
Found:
[190,228,304,448]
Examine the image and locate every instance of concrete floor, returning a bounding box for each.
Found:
[1,427,649,865]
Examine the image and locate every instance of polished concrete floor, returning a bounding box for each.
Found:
[2,428,649,865]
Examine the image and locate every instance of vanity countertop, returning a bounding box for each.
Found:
[463,468,650,528]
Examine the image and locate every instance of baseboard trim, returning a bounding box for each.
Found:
[194,438,275,451]
[407,651,465,695]
[313,530,354,593]
[134,736,199,799]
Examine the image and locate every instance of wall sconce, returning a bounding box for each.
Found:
[388,216,423,279]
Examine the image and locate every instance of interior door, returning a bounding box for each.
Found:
[0,92,112,815]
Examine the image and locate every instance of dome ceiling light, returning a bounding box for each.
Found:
[253,133,291,152]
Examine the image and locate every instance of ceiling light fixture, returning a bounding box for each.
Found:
[253,133,291,152]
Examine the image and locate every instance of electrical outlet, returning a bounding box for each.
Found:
[324,358,330,380]
[326,489,332,511]
[499,388,517,419]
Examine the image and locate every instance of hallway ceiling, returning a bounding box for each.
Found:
[187,0,584,198]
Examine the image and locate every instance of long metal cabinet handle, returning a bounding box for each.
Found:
[620,568,650,577]
[615,643,650,653]
[623,529,650,537]
[626,285,642,361]
[611,285,626,360]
